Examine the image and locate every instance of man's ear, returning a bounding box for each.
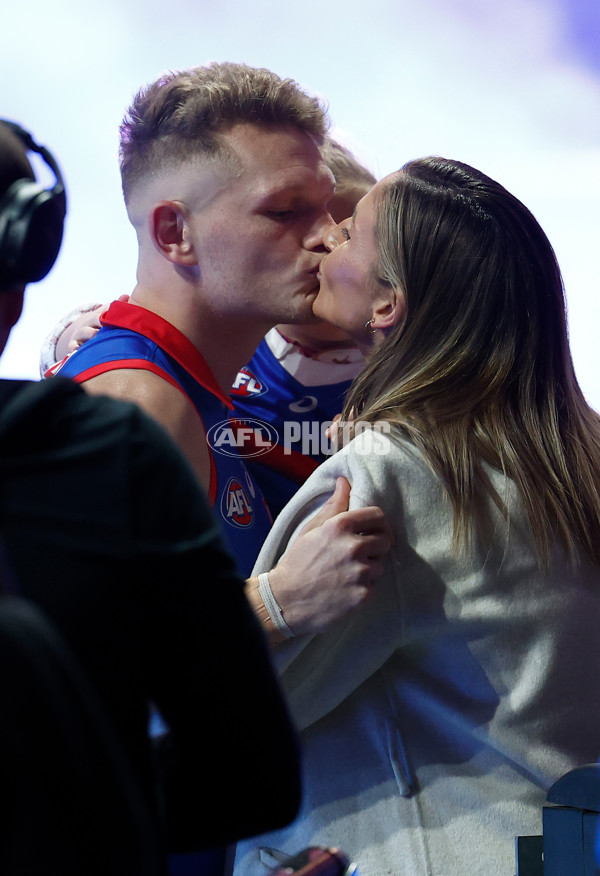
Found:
[149,202,197,266]
[371,285,406,331]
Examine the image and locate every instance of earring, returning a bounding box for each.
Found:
[364,319,379,334]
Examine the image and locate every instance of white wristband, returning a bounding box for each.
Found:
[257,572,295,639]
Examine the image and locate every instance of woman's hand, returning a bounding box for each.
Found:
[266,477,392,635]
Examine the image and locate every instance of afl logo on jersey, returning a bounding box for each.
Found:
[231,367,268,398]
[221,477,254,528]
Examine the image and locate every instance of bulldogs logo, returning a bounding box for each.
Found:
[289,395,318,413]
[231,367,268,398]
[220,477,254,528]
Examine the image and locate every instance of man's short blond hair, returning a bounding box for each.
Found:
[120,62,329,204]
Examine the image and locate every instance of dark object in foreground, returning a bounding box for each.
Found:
[263,846,357,876]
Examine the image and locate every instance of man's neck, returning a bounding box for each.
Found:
[193,316,267,393]
[129,287,266,394]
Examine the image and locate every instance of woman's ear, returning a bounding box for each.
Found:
[148,202,197,266]
[371,285,406,331]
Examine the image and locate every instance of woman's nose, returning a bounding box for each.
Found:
[325,220,346,252]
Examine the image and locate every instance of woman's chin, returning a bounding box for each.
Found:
[311,295,326,321]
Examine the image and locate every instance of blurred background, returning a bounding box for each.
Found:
[2,0,599,407]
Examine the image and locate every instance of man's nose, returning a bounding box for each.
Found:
[304,212,337,253]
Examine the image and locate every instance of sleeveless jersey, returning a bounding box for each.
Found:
[57,300,271,578]
[231,329,363,518]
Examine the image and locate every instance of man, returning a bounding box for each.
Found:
[0,119,302,874]
[55,63,391,639]
[42,139,376,519]
[232,139,376,517]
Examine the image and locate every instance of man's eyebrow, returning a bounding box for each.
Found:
[256,183,308,201]
[254,169,335,206]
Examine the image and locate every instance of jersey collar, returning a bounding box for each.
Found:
[101,300,233,409]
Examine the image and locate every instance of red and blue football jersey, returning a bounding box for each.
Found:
[57,300,271,578]
[231,329,363,518]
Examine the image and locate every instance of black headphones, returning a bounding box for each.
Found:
[0,120,67,286]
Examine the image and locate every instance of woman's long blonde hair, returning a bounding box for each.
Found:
[341,157,600,566]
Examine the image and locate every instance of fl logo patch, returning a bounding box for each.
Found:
[230,367,268,398]
[221,476,254,528]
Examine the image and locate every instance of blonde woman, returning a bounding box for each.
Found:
[235,157,600,876]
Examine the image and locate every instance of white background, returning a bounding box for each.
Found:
[1,0,599,408]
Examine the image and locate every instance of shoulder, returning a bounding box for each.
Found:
[81,366,203,435]
[326,426,440,509]
[82,366,186,407]
[338,424,423,463]
[0,376,140,442]
[268,426,434,520]
[0,377,214,544]
[259,427,449,566]
[0,375,185,473]
[82,367,211,490]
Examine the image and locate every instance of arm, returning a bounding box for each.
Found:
[39,302,104,376]
[127,412,301,849]
[146,537,302,849]
[247,476,391,643]
[40,296,130,376]
[54,304,106,361]
[82,368,213,490]
[252,431,420,728]
[83,370,392,643]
